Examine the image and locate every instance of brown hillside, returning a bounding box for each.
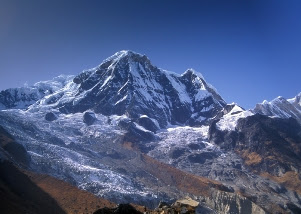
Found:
[140,154,232,196]
[25,170,116,214]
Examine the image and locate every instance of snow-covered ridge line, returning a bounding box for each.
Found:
[14,50,226,128]
[253,92,301,124]
[0,75,74,110]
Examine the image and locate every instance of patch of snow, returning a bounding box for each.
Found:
[217,106,253,131]
[115,95,128,105]
[164,73,192,104]
[134,122,152,133]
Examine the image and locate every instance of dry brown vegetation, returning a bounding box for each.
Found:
[238,150,263,166]
[25,171,116,214]
[141,154,229,197]
[261,171,301,195]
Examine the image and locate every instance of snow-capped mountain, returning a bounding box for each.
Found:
[28,50,226,128]
[0,51,301,213]
[0,75,74,110]
[253,93,301,124]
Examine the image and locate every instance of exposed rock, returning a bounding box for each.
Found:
[169,147,190,159]
[136,115,159,133]
[173,197,199,208]
[45,112,58,121]
[187,152,218,164]
[83,111,97,125]
[151,197,198,214]
[210,114,301,176]
[93,203,142,214]
[118,119,157,143]
[204,191,267,214]
[208,114,301,212]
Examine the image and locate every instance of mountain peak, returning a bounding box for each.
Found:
[101,50,147,65]
[182,68,204,80]
[2,50,226,127]
[253,92,301,124]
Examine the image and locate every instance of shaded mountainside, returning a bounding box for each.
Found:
[24,170,116,214]
[0,160,66,214]
[0,125,30,167]
[209,114,301,177]
[209,113,301,213]
[0,125,116,214]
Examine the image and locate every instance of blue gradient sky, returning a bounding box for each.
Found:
[0,0,300,109]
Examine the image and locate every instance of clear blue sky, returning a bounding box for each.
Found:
[0,0,300,109]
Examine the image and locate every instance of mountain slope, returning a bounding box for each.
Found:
[28,50,226,127]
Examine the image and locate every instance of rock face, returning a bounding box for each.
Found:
[149,195,265,214]
[253,93,301,124]
[136,115,159,133]
[209,114,301,213]
[209,114,301,176]
[28,50,226,128]
[151,197,199,214]
[118,118,157,143]
[204,191,267,214]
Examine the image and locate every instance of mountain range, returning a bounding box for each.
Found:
[0,50,300,214]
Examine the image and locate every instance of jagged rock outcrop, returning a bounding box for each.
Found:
[204,191,267,214]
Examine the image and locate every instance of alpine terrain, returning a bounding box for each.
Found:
[0,50,300,214]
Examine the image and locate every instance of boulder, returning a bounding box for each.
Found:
[83,112,97,125]
[45,112,58,121]
[137,115,159,133]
